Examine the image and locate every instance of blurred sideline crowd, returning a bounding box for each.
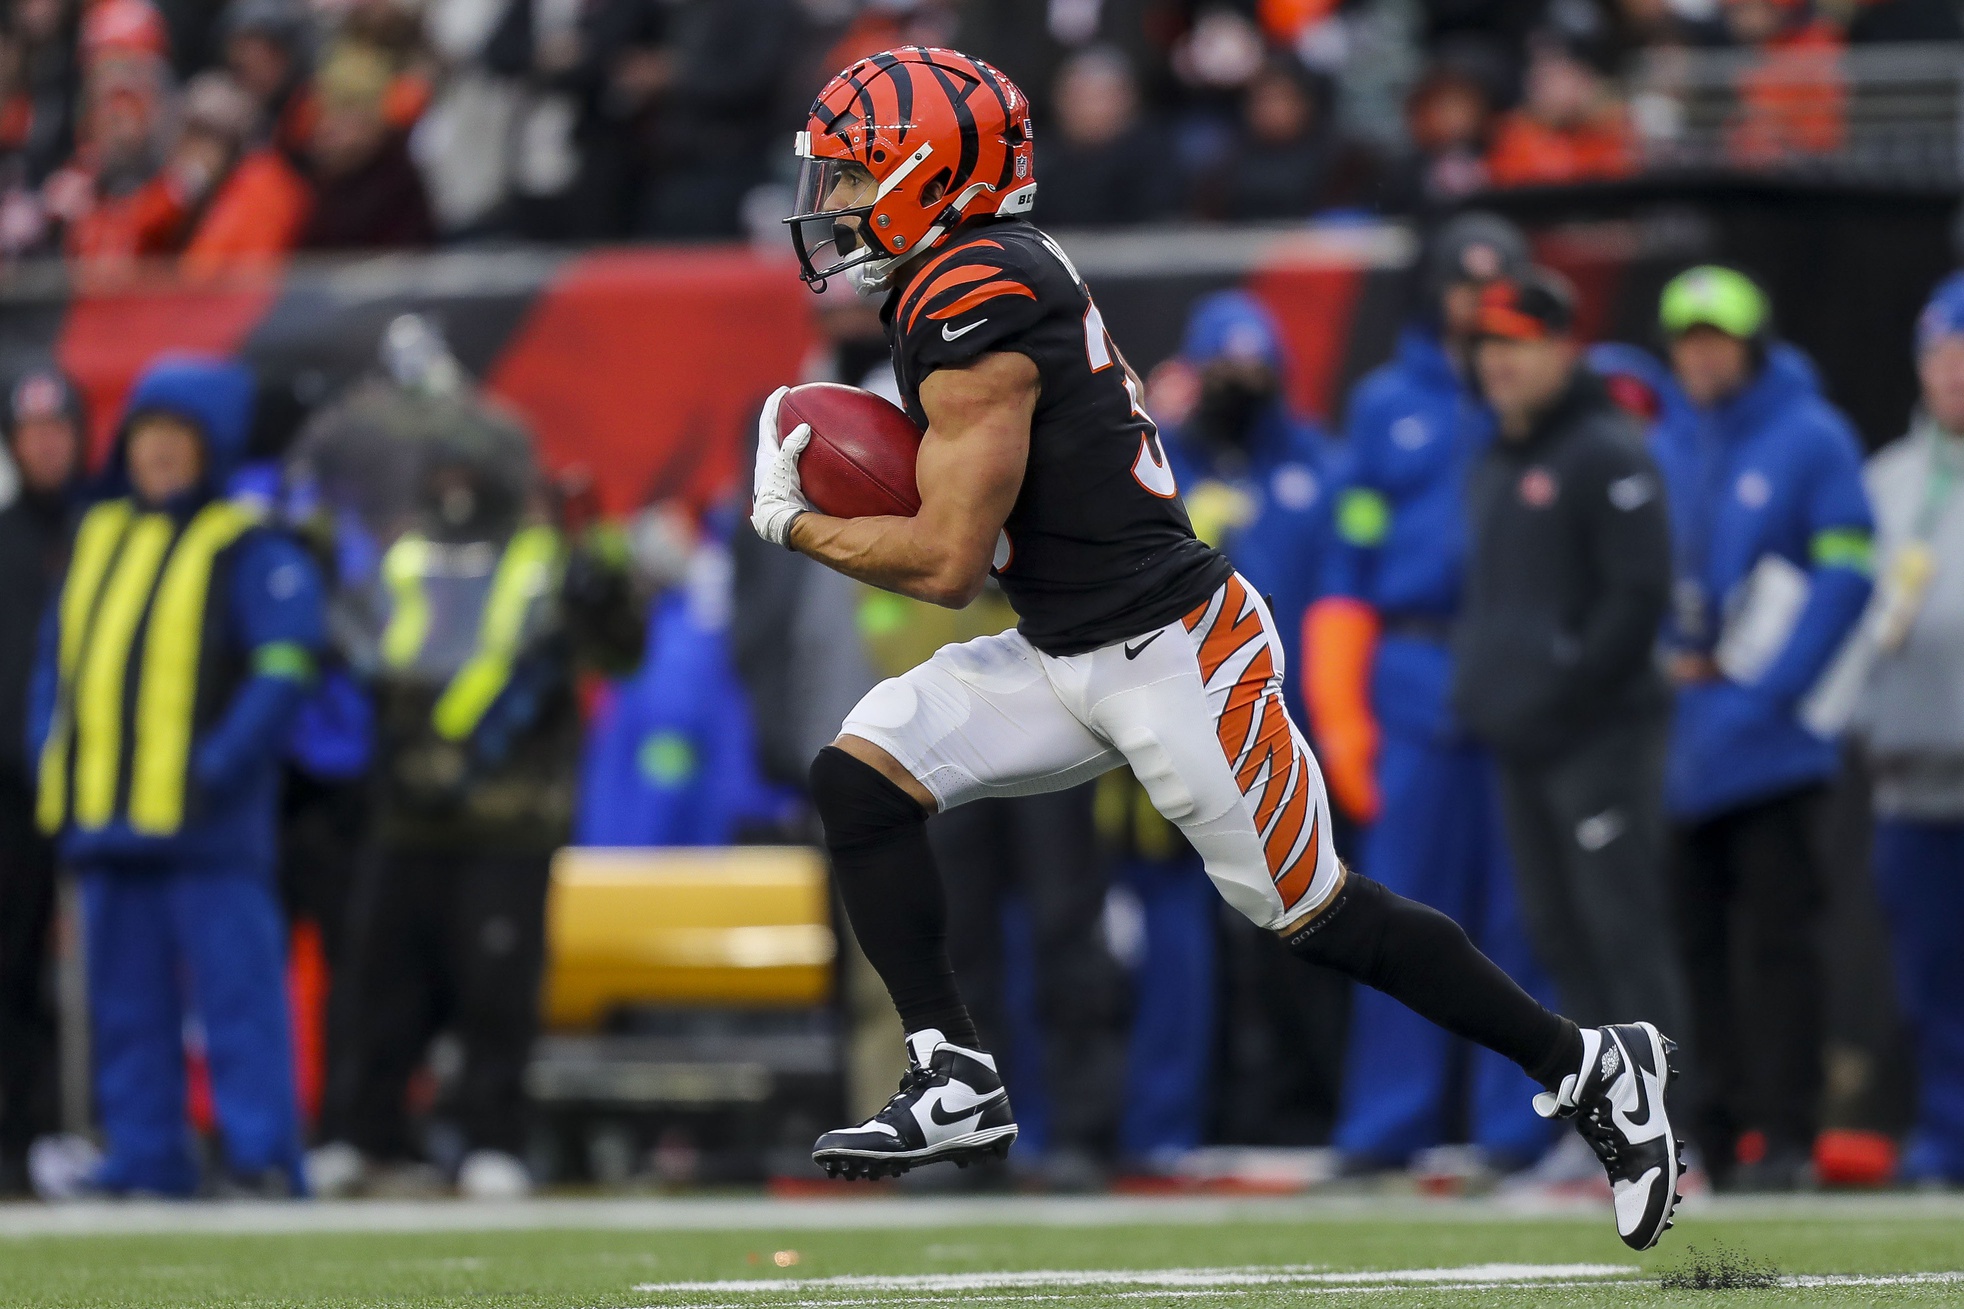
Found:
[3,204,1964,1202]
[6,0,1963,268]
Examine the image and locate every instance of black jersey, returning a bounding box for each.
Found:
[882,218,1233,657]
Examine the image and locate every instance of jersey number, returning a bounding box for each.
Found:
[1084,302,1115,372]
[1044,232,1177,499]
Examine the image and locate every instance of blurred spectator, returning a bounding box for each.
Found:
[631,0,801,239]
[46,5,176,261]
[305,322,641,1199]
[1853,272,1964,1187]
[1457,271,1686,1054]
[1649,266,1873,1190]
[299,44,433,249]
[1162,291,1334,728]
[1722,0,1845,165]
[67,69,310,273]
[1194,54,1367,222]
[577,504,785,845]
[1,0,82,191]
[30,356,324,1197]
[1035,47,1178,229]
[0,368,83,1197]
[334,0,434,130]
[1381,57,1493,213]
[221,0,314,153]
[1421,0,1544,97]
[1307,212,1556,1174]
[1486,30,1635,189]
[173,71,311,274]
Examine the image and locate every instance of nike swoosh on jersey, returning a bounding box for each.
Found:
[941,319,987,341]
[926,1088,1007,1126]
[1124,631,1163,660]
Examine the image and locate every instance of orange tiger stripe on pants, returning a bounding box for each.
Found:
[1184,576,1326,916]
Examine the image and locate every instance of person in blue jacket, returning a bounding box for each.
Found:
[27,355,325,1196]
[1648,266,1874,1190]
[577,509,786,846]
[1124,290,1339,1157]
[1164,290,1336,726]
[1303,212,1556,1172]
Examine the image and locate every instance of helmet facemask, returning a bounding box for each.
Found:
[787,152,887,289]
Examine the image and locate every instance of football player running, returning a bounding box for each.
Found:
[754,47,1682,1249]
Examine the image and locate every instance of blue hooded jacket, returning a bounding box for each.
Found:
[576,578,787,846]
[1648,342,1874,820]
[27,355,327,869]
[1162,291,1336,727]
[1323,326,1495,741]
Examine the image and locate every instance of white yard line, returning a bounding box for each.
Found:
[631,1263,1637,1295]
[645,1287,1652,1308]
[630,1266,1964,1307]
[1783,1272,1964,1288]
[1,1191,1962,1238]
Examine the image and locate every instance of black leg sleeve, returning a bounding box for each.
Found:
[811,746,978,1048]
[1287,873,1583,1090]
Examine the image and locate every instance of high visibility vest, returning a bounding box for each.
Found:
[379,524,562,743]
[37,498,264,837]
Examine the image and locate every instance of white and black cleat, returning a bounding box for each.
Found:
[1534,1021,1685,1251]
[813,1029,1018,1181]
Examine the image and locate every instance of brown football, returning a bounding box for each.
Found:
[778,382,923,519]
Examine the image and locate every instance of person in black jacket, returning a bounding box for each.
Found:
[0,368,83,1195]
[1454,272,1689,1052]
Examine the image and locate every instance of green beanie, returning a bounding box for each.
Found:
[1660,266,1770,339]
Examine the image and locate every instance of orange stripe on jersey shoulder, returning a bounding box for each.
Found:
[904,264,999,332]
[927,279,1038,322]
[898,238,1004,331]
[922,263,1000,299]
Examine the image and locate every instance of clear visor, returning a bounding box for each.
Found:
[786,156,881,285]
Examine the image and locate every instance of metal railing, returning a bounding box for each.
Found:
[1630,42,1964,189]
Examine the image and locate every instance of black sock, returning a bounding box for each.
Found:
[1287,873,1583,1090]
[809,746,979,1048]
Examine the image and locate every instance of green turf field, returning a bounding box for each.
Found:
[1,1195,1960,1308]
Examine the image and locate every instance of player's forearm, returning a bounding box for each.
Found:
[788,511,989,608]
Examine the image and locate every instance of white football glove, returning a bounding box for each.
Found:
[751,385,812,548]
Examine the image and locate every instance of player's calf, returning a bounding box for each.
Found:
[809,745,979,1047]
[1281,869,1583,1090]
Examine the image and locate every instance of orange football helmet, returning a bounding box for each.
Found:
[786,47,1036,291]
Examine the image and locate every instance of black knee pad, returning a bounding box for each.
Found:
[1285,873,1469,990]
[809,745,927,853]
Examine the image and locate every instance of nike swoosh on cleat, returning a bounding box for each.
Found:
[928,1089,1007,1126]
[1612,1058,1668,1143]
[1124,632,1163,660]
[941,319,987,341]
